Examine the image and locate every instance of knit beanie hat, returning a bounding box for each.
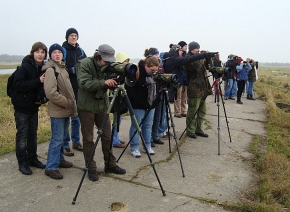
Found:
[116,52,130,63]
[65,28,78,40]
[49,43,65,58]
[188,41,200,52]
[178,41,187,48]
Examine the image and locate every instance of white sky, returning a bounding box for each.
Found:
[0,0,289,63]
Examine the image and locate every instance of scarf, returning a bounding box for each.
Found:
[145,76,156,106]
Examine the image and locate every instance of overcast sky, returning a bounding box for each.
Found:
[0,0,289,63]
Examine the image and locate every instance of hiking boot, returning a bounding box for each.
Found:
[29,158,46,169]
[113,143,125,148]
[106,165,126,175]
[88,170,98,181]
[196,132,209,137]
[153,138,164,145]
[45,169,63,179]
[19,162,32,175]
[181,113,187,117]
[187,133,197,139]
[59,160,73,168]
[64,148,74,156]
[72,143,83,151]
[131,150,141,158]
[237,101,243,104]
[142,148,155,155]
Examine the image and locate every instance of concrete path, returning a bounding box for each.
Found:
[0,91,266,212]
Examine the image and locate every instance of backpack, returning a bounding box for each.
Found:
[62,47,84,62]
[36,67,59,104]
[6,66,19,97]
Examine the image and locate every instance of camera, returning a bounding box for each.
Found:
[152,71,180,87]
[101,62,138,87]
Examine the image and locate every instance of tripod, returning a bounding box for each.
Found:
[117,86,185,177]
[179,77,232,155]
[72,85,165,205]
[212,77,232,155]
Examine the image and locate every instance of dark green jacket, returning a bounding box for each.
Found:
[76,57,109,113]
[184,53,211,98]
[247,63,256,82]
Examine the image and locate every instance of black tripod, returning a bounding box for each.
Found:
[212,77,232,155]
[72,85,165,205]
[117,86,185,177]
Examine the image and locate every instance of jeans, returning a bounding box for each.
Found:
[129,108,154,152]
[224,79,236,98]
[247,81,254,95]
[63,116,81,148]
[46,117,69,170]
[112,115,122,146]
[14,111,38,163]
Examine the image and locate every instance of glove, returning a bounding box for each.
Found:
[206,52,219,57]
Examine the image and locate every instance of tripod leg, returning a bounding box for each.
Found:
[216,86,221,155]
[163,90,185,177]
[116,87,166,196]
[72,111,111,204]
[219,83,232,143]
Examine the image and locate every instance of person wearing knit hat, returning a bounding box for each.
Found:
[116,52,130,63]
[76,44,126,181]
[188,41,200,52]
[43,42,77,179]
[49,43,64,59]
[62,27,87,156]
[183,41,211,139]
[65,28,78,41]
[178,41,187,53]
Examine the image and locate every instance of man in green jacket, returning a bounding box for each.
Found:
[76,44,126,181]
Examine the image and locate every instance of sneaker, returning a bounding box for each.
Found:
[113,143,125,148]
[64,148,74,156]
[106,165,126,174]
[131,150,141,158]
[45,169,63,179]
[72,143,83,151]
[88,170,98,181]
[153,138,164,145]
[59,160,73,168]
[142,148,155,155]
[19,162,32,175]
[29,158,46,169]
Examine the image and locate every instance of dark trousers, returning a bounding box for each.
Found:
[237,80,246,102]
[78,109,116,170]
[14,111,38,164]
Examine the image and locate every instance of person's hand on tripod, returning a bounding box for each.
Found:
[105,78,117,88]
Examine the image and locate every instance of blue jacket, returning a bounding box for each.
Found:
[236,63,252,81]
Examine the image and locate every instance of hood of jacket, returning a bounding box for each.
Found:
[163,48,178,60]
[42,59,66,72]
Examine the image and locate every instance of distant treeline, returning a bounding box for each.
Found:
[0,54,289,67]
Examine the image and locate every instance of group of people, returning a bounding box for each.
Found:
[214,54,258,104]
[10,27,223,182]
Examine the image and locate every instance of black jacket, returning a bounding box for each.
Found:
[125,60,152,110]
[163,49,206,74]
[62,41,87,98]
[11,55,43,114]
[225,59,237,79]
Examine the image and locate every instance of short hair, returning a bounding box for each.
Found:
[30,42,48,59]
[144,55,159,67]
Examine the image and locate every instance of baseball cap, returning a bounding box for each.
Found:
[97,44,115,62]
